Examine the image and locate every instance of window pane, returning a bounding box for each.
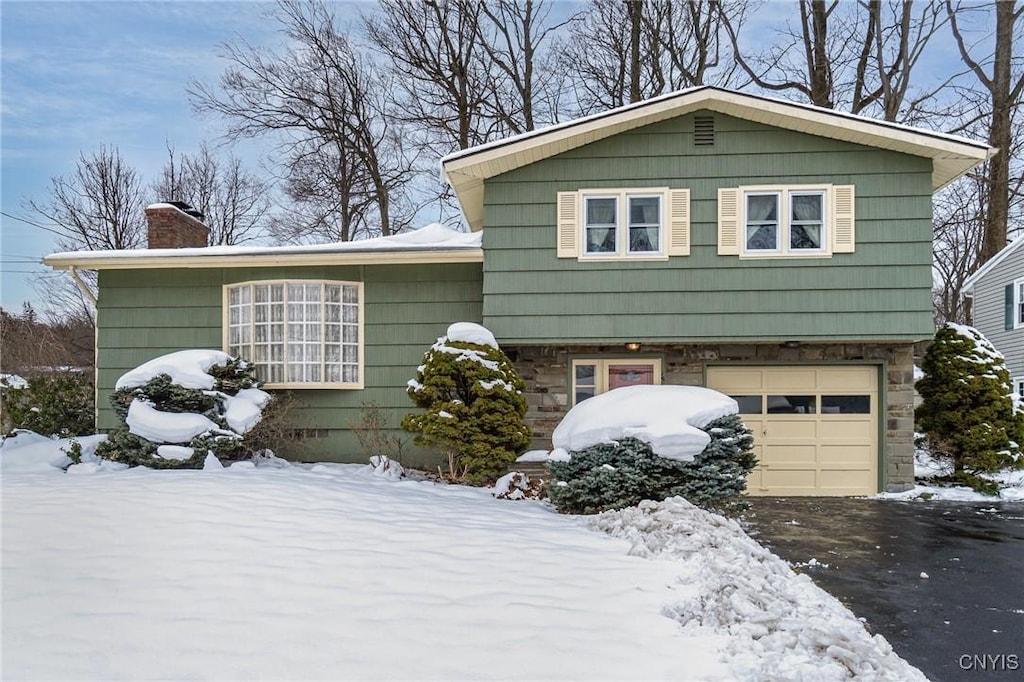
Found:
[325,304,341,323]
[343,325,358,343]
[229,287,241,306]
[586,197,616,226]
[575,364,596,383]
[791,193,823,221]
[288,284,304,301]
[326,325,341,343]
[629,226,659,252]
[821,395,871,414]
[629,196,659,225]
[343,345,358,363]
[730,395,763,414]
[585,226,616,253]
[326,345,341,363]
[305,283,321,300]
[270,284,284,302]
[767,395,816,414]
[254,285,269,303]
[305,303,320,322]
[747,194,778,222]
[575,387,596,404]
[326,365,341,383]
[791,224,822,250]
[343,285,359,304]
[342,365,358,383]
[608,364,655,389]
[343,305,358,323]
[746,225,778,250]
[325,285,341,303]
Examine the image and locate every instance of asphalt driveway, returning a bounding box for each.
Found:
[742,498,1024,682]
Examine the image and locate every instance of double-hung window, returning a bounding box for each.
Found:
[225,280,363,388]
[582,191,664,257]
[718,184,854,257]
[1016,278,1024,328]
[558,187,691,260]
[743,189,827,256]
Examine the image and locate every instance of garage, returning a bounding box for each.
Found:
[706,365,879,496]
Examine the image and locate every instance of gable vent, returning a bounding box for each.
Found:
[694,116,715,146]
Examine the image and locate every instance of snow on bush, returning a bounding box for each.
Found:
[97,350,271,469]
[492,471,545,500]
[592,498,927,681]
[0,430,111,473]
[552,385,738,461]
[403,322,530,484]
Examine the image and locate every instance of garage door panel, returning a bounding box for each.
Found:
[765,369,818,391]
[764,420,818,439]
[707,364,879,496]
[762,445,818,464]
[820,420,874,441]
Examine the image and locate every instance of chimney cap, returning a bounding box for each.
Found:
[165,201,205,221]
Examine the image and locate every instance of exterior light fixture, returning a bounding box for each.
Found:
[625,342,642,352]
[782,340,801,349]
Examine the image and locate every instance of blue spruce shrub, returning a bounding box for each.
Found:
[548,414,756,514]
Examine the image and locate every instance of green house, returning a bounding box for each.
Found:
[46,87,992,495]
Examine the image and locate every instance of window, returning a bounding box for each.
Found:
[1016,278,1024,328]
[581,191,664,257]
[557,188,690,259]
[571,358,662,405]
[718,184,854,257]
[224,280,363,388]
[743,189,826,255]
[1015,379,1024,402]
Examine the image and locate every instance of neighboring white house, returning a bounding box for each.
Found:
[963,236,1024,400]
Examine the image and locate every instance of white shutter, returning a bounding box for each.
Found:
[667,189,691,256]
[832,185,855,253]
[556,191,579,258]
[717,187,740,255]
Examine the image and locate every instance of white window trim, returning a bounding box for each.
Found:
[739,184,832,259]
[1015,277,1024,329]
[222,279,365,389]
[1015,377,1024,401]
[579,188,670,261]
[570,357,663,405]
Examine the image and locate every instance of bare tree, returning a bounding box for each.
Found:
[365,0,497,152]
[932,171,989,324]
[477,0,580,133]
[850,0,950,122]
[946,0,1024,263]
[154,143,272,246]
[189,0,413,242]
[25,145,146,252]
[562,0,741,116]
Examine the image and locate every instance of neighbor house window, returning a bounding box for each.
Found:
[225,280,363,388]
[1016,278,1024,328]
[571,358,662,405]
[557,188,691,260]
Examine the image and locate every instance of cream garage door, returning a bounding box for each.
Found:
[706,366,879,496]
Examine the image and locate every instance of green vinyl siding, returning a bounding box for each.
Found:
[96,263,483,465]
[481,111,936,343]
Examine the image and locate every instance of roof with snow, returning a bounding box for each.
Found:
[442,86,994,232]
[961,235,1024,295]
[44,223,483,270]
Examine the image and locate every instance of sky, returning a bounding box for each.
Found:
[0,0,999,314]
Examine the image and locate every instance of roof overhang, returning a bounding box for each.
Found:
[44,248,484,271]
[442,86,994,231]
[961,236,1023,295]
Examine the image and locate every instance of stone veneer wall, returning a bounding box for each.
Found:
[510,342,916,492]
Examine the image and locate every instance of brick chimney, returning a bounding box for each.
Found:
[145,202,210,249]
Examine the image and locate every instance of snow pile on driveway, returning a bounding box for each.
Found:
[2,462,924,680]
[552,385,738,461]
[592,498,927,681]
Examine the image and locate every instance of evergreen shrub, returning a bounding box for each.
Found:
[0,374,94,437]
[916,323,1024,488]
[548,415,756,514]
[403,330,531,485]
[97,355,263,469]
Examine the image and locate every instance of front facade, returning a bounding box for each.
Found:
[47,88,992,495]
[963,237,1024,401]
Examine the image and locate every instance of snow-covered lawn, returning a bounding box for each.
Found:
[2,452,923,681]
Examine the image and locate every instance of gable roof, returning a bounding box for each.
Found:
[962,236,1024,295]
[442,86,994,231]
[43,223,483,271]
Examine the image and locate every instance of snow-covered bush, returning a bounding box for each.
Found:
[546,386,756,514]
[0,373,94,438]
[916,323,1024,491]
[492,471,545,500]
[402,322,531,485]
[96,350,271,469]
